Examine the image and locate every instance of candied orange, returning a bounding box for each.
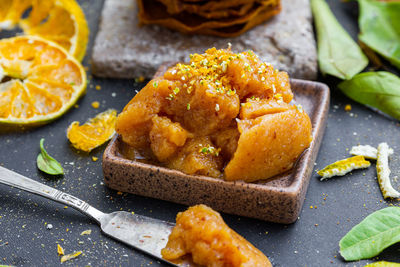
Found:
[0,36,86,128]
[162,204,272,267]
[116,48,312,182]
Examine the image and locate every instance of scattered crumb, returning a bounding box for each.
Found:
[57,244,65,256]
[95,85,101,90]
[80,230,92,236]
[60,251,82,263]
[344,104,351,111]
[91,101,100,109]
[135,76,145,83]
[92,156,98,162]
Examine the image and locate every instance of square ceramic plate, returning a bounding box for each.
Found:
[103,67,329,224]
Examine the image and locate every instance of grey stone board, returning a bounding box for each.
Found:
[91,0,317,80]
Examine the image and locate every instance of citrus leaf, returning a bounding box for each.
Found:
[338,71,400,120]
[311,0,368,80]
[358,0,400,70]
[365,262,400,267]
[339,207,400,261]
[36,138,64,175]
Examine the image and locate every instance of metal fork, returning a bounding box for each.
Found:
[0,166,190,266]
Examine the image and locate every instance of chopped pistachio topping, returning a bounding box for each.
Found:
[296,104,304,113]
[199,145,221,157]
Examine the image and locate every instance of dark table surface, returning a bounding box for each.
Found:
[1,0,400,266]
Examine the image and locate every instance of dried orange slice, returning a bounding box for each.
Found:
[317,155,371,181]
[0,35,86,128]
[67,109,117,152]
[0,0,89,61]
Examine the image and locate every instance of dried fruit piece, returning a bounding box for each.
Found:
[0,0,89,61]
[376,142,400,199]
[67,109,117,152]
[0,36,86,128]
[350,144,393,160]
[318,156,371,180]
[60,251,82,263]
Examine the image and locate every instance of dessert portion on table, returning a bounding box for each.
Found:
[137,0,281,37]
[162,204,272,266]
[116,47,312,182]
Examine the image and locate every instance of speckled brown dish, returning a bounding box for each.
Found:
[103,68,329,224]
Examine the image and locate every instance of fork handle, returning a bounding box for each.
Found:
[0,166,104,224]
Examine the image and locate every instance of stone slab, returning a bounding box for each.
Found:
[91,0,317,80]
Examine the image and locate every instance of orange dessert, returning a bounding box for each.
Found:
[161,204,272,266]
[116,47,312,182]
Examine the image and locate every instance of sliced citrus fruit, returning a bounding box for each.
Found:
[67,109,117,152]
[0,0,89,61]
[0,35,86,128]
[317,155,371,181]
[376,142,400,199]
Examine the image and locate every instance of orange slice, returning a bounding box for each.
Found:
[0,35,86,128]
[67,109,117,152]
[0,0,89,61]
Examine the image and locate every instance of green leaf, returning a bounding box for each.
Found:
[358,0,400,70]
[365,262,400,267]
[338,71,400,120]
[339,207,400,261]
[36,138,64,175]
[311,0,368,80]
